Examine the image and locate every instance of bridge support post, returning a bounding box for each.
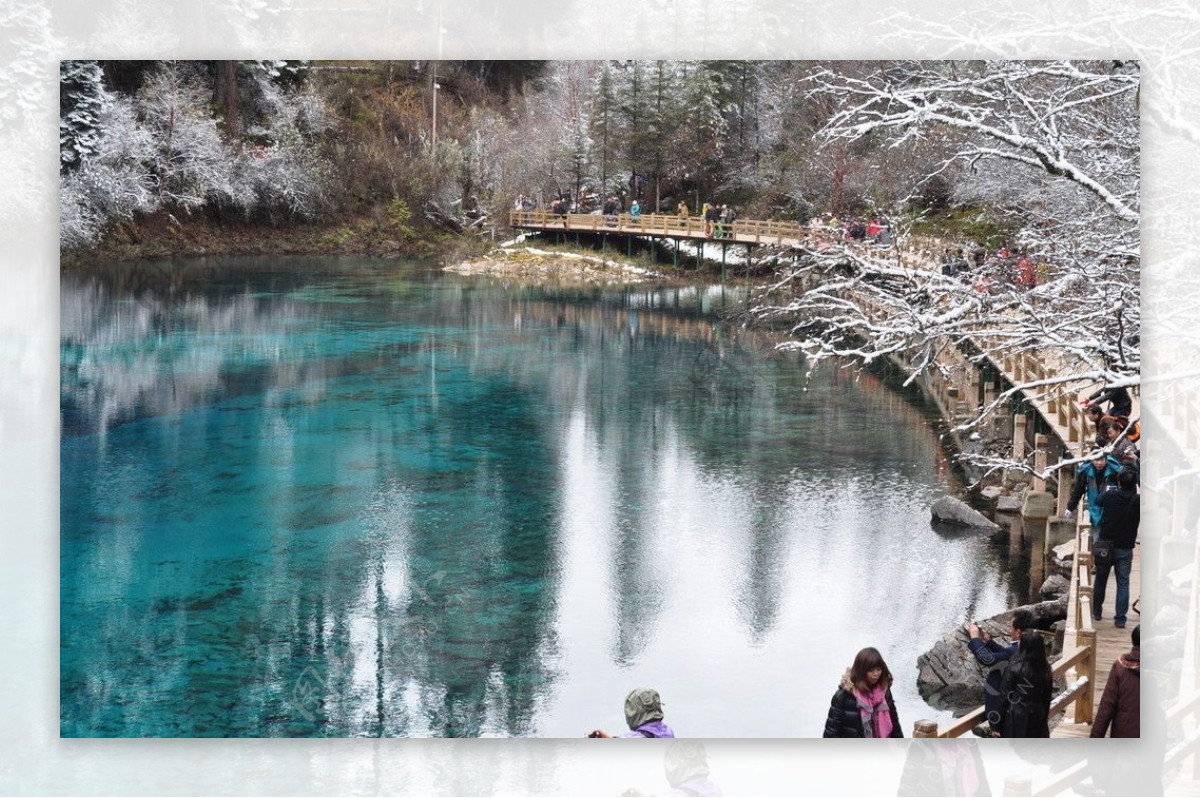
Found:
[1033,433,1048,491]
[673,239,679,269]
[1013,414,1028,461]
[912,719,939,738]
[721,242,727,280]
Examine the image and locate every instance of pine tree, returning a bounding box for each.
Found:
[589,62,620,195]
[677,61,729,204]
[60,60,110,172]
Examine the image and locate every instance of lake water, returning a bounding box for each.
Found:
[60,257,1032,737]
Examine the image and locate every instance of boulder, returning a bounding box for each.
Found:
[1039,574,1069,599]
[980,486,1004,502]
[1053,539,1076,564]
[1021,490,1056,519]
[996,495,1023,513]
[916,596,1069,711]
[931,496,1000,530]
[1003,468,1032,487]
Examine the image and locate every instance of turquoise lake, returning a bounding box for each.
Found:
[60,257,1031,737]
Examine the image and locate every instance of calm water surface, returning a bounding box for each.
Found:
[61,257,1032,737]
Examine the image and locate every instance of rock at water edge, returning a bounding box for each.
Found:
[931,496,1000,530]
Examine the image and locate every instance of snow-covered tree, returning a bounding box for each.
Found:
[60,60,110,172]
[751,60,1140,474]
[60,94,157,249]
[137,62,234,211]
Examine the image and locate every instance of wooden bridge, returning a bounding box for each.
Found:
[508,209,848,271]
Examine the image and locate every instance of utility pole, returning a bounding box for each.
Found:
[430,3,445,158]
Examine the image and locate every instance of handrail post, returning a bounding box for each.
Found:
[912,719,939,738]
[1076,627,1097,723]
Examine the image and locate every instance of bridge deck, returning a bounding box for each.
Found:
[1052,543,1142,738]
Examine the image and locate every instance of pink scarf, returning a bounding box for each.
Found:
[853,685,893,738]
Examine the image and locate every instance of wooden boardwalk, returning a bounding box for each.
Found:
[510,209,833,248]
[1052,543,1142,738]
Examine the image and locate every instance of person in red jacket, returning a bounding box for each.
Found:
[1091,625,1140,738]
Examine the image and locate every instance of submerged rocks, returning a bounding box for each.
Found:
[930,495,1001,530]
[916,596,1069,711]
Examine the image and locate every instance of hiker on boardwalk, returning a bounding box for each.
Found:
[992,630,1052,738]
[1092,625,1141,738]
[1084,384,1133,420]
[720,204,736,238]
[1065,451,1124,533]
[823,647,903,738]
[586,688,675,738]
[967,609,1034,733]
[630,199,642,218]
[1085,403,1123,448]
[704,203,720,238]
[1093,469,1139,628]
[1102,420,1140,470]
[677,200,689,219]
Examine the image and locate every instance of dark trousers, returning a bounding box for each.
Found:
[1093,547,1134,624]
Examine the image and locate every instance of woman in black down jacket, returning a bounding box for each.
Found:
[823,647,904,738]
[993,630,1052,738]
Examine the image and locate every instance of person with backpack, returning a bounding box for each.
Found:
[1094,469,1140,627]
[586,688,675,738]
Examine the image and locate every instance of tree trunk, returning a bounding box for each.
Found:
[213,60,240,140]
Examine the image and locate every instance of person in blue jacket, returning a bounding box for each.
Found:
[1064,450,1123,534]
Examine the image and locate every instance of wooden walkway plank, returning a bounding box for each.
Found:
[1052,544,1142,738]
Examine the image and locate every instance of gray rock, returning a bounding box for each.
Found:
[916,596,1069,711]
[980,486,1004,501]
[1053,539,1076,564]
[931,496,1000,530]
[1004,468,1032,486]
[1021,490,1056,518]
[996,495,1023,513]
[1040,574,1069,599]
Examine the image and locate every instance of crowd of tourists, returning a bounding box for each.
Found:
[938,246,1046,292]
[584,383,1140,743]
[806,213,895,246]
